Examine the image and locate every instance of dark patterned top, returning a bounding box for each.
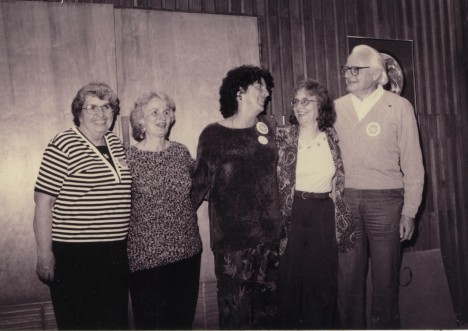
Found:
[191,115,282,253]
[126,142,202,272]
[276,125,356,253]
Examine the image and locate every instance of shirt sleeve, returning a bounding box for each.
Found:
[191,127,217,209]
[399,101,425,218]
[34,142,69,197]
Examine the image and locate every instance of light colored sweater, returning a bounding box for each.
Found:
[334,90,424,218]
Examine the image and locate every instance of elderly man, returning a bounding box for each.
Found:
[334,45,424,329]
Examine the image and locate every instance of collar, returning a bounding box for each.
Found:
[350,85,384,105]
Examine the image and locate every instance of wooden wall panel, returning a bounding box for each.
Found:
[106,0,468,319]
[0,1,118,306]
[4,0,468,321]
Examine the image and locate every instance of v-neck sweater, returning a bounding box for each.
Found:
[334,91,424,218]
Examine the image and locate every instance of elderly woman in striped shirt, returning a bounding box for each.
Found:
[33,82,132,330]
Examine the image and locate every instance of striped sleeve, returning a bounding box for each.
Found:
[35,138,69,197]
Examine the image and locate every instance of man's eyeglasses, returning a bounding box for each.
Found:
[340,66,370,76]
[291,98,318,107]
[82,104,113,115]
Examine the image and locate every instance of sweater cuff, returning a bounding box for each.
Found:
[401,206,417,219]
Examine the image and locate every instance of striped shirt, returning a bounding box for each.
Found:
[35,127,132,242]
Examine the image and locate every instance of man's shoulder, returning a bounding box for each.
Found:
[381,90,413,107]
[334,94,352,109]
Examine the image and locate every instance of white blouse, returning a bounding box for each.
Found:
[295,131,335,193]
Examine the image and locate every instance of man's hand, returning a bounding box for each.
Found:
[399,215,415,242]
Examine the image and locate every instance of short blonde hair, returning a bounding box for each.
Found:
[130,92,176,141]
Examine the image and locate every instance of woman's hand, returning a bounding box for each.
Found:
[36,250,55,284]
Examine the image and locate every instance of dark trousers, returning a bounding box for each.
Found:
[50,240,129,330]
[279,196,337,329]
[338,188,404,329]
[129,252,201,330]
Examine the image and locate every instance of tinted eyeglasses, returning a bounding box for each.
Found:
[82,104,113,115]
[291,98,318,107]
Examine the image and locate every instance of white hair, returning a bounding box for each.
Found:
[351,44,389,86]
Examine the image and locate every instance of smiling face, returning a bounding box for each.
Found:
[241,78,270,114]
[78,95,114,140]
[293,88,319,128]
[344,52,381,99]
[140,97,174,139]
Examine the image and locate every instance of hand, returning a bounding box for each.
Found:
[399,215,415,242]
[36,250,55,284]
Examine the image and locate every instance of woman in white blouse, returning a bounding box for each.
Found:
[276,79,355,329]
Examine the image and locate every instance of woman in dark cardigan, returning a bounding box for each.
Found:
[276,79,356,329]
[191,65,282,329]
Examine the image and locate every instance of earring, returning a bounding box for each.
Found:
[139,126,145,140]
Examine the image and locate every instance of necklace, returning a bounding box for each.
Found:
[298,133,324,150]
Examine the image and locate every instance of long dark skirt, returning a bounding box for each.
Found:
[278,196,338,329]
[214,242,279,329]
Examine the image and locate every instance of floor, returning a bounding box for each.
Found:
[0,249,462,330]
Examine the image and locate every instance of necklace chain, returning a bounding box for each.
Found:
[298,133,323,150]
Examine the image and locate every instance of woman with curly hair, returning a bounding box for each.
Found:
[191,65,282,329]
[276,79,355,329]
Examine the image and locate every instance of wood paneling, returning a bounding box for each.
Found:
[3,0,468,322]
[107,0,468,320]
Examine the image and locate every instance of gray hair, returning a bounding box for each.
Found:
[129,91,176,142]
[351,45,389,86]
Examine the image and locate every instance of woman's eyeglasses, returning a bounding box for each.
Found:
[291,98,318,107]
[82,104,113,115]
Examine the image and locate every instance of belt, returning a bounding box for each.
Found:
[294,190,330,200]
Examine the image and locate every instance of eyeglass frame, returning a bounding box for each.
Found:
[290,98,319,107]
[82,104,114,115]
[340,66,371,76]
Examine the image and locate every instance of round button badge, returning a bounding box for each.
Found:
[258,135,268,145]
[256,122,269,135]
[366,122,381,137]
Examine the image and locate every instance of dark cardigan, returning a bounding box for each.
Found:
[191,115,282,253]
[276,124,356,253]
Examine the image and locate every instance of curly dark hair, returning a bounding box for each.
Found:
[219,65,274,118]
[289,79,335,131]
[71,82,120,127]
